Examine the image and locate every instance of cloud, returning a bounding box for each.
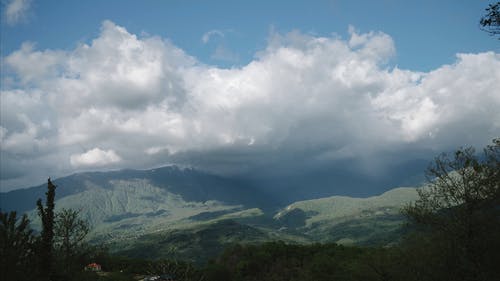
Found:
[201,29,239,63]
[70,148,122,167]
[202,29,225,44]
[3,0,32,25]
[1,21,499,190]
[4,42,65,83]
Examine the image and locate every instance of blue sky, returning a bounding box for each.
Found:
[2,0,497,70]
[1,0,499,191]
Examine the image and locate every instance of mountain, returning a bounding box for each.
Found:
[0,166,277,214]
[104,187,419,262]
[274,187,419,245]
[1,166,280,240]
[0,166,420,263]
[109,219,310,264]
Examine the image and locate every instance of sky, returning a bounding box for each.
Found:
[1,0,499,192]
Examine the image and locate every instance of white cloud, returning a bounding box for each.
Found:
[348,25,395,62]
[4,42,65,83]
[4,0,31,25]
[1,21,499,189]
[70,148,122,167]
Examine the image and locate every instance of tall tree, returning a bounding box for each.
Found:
[36,178,57,281]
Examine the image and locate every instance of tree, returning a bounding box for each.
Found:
[2,179,96,281]
[36,178,57,281]
[0,211,36,281]
[480,2,500,38]
[54,208,90,278]
[54,208,89,258]
[403,139,500,281]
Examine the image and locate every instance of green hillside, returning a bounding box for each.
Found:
[27,178,254,239]
[93,186,419,263]
[109,219,309,264]
[274,187,419,244]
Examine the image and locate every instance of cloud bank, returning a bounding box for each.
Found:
[1,21,499,190]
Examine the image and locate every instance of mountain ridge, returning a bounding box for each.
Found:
[1,165,420,262]
[0,165,277,214]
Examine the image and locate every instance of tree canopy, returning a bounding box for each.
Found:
[402,139,500,281]
[480,2,500,38]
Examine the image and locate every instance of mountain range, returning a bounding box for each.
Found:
[0,165,420,263]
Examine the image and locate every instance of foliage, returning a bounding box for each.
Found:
[111,219,275,264]
[0,211,36,281]
[480,2,500,38]
[405,139,499,222]
[402,139,500,281]
[202,241,374,281]
[1,178,100,281]
[146,259,200,281]
[55,208,90,255]
[36,178,57,280]
[53,208,91,280]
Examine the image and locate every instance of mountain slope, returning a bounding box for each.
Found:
[109,219,305,264]
[98,187,419,263]
[2,165,279,245]
[37,178,246,239]
[274,187,419,244]
[275,187,418,225]
[1,167,421,263]
[0,166,276,214]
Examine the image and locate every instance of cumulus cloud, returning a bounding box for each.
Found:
[4,42,65,83]
[70,148,121,167]
[3,0,32,25]
[1,20,499,190]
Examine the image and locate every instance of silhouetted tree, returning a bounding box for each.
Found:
[0,211,36,281]
[480,2,500,38]
[403,139,500,281]
[36,178,57,281]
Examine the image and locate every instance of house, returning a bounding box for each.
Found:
[84,262,102,272]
